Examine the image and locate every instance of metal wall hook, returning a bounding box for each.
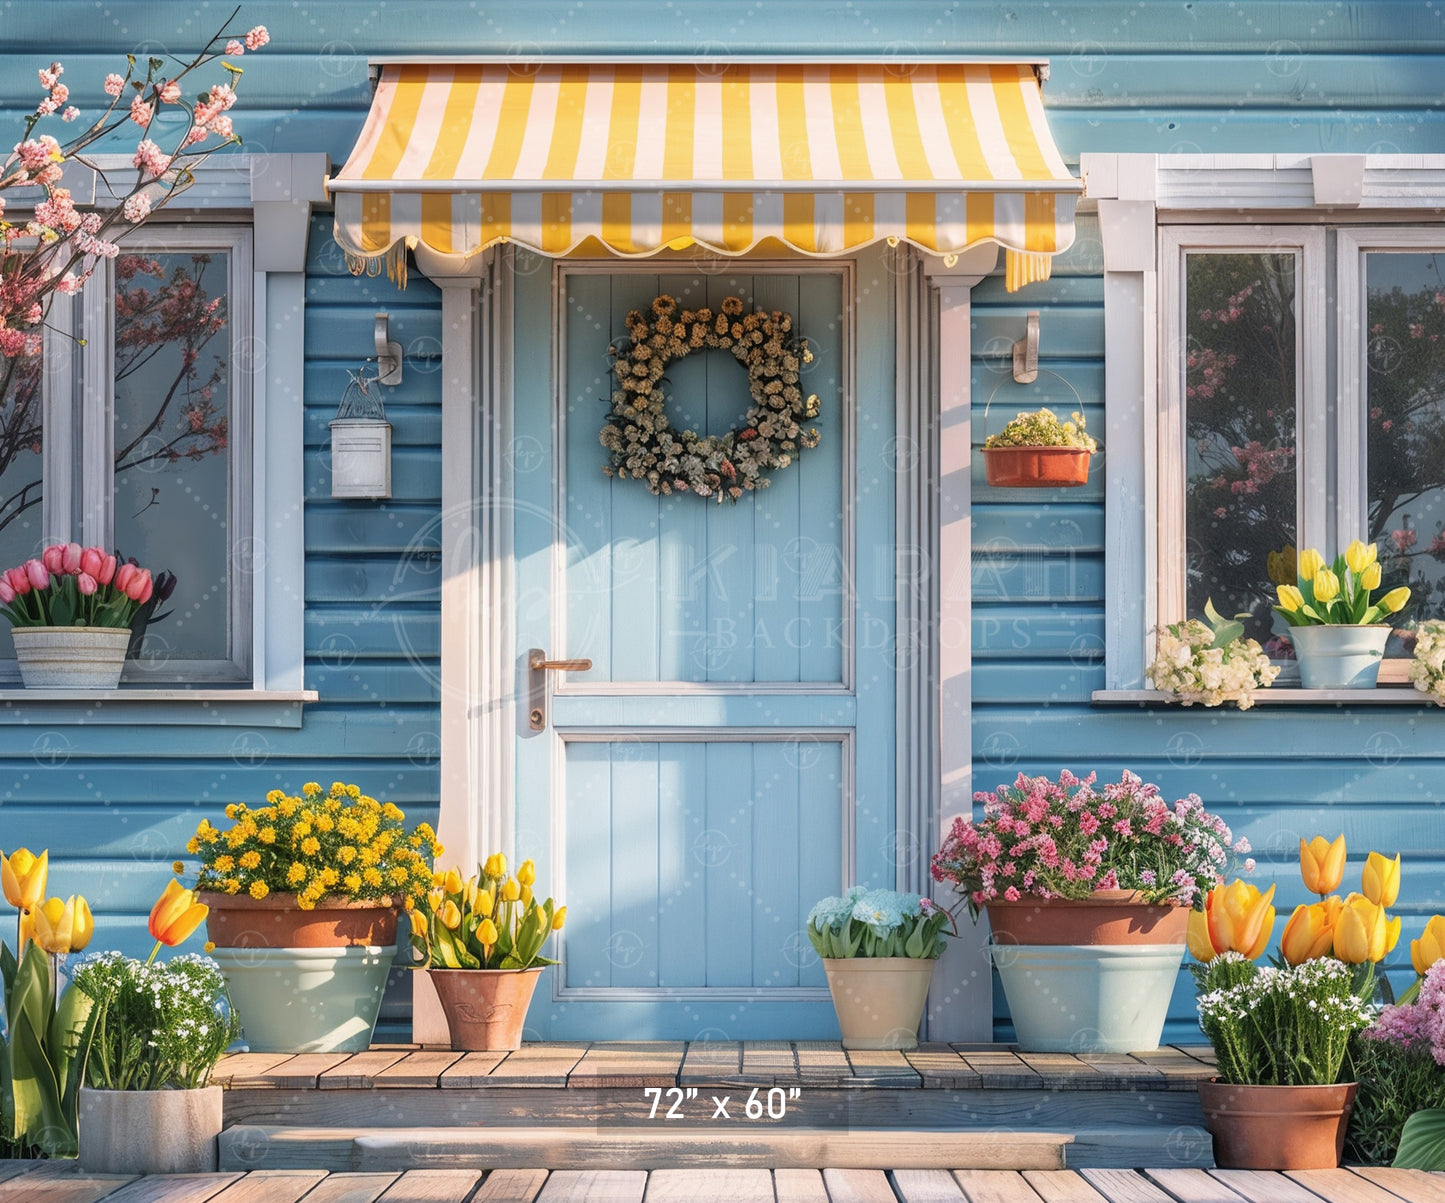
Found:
[374,312,403,386]
[1012,310,1039,384]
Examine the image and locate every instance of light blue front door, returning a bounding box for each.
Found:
[510,246,897,1039]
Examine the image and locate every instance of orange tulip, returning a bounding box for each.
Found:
[29,896,77,955]
[1362,852,1402,909]
[1413,914,1445,976]
[1334,895,1401,965]
[1,848,48,911]
[148,879,209,947]
[1299,835,1346,896]
[1280,902,1337,965]
[1203,880,1277,961]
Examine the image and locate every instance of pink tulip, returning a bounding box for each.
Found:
[7,567,30,596]
[77,572,97,596]
[0,579,14,604]
[113,563,137,595]
[98,554,116,586]
[25,560,49,591]
[80,547,103,578]
[61,543,81,574]
[123,568,151,602]
[41,544,64,574]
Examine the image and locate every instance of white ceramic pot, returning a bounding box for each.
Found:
[11,625,131,688]
[989,942,1186,1053]
[211,945,393,1053]
[78,1085,222,1174]
[1289,624,1391,690]
[822,957,936,1050]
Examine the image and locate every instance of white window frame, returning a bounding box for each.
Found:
[1088,152,1445,702]
[0,153,325,714]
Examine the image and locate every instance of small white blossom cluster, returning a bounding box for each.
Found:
[1409,620,1445,703]
[1147,619,1280,709]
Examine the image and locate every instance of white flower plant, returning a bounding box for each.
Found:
[1147,599,1280,710]
[1409,619,1445,704]
[806,886,952,960]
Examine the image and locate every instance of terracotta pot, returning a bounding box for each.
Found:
[1199,1079,1358,1170]
[199,891,398,948]
[985,889,1189,947]
[983,446,1091,488]
[430,967,544,1051]
[822,957,936,1050]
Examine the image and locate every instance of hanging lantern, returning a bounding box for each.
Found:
[330,366,392,499]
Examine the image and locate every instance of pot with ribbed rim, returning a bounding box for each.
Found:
[198,890,398,948]
[1288,624,1391,690]
[1199,1079,1358,1169]
[984,888,1190,946]
[11,625,131,689]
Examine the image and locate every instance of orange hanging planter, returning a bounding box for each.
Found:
[982,445,1093,488]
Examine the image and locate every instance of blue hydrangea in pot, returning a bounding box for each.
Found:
[807,887,952,1050]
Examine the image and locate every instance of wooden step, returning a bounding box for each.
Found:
[1066,1126,1214,1169]
[217,1125,1074,1173]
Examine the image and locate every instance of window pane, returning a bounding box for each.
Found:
[0,339,45,574]
[1183,253,1298,648]
[112,251,231,666]
[1365,252,1445,642]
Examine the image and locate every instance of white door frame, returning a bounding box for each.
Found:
[417,243,991,1042]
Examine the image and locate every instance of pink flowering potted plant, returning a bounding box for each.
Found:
[930,770,1249,1052]
[0,543,159,687]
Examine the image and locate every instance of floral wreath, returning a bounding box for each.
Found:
[600,294,822,502]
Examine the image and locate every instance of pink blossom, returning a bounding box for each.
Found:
[5,567,29,596]
[24,560,49,591]
[122,193,152,223]
[38,63,61,90]
[103,73,125,97]
[41,544,65,574]
[158,80,181,104]
[209,115,233,139]
[226,39,245,56]
[128,95,153,127]
[245,25,270,50]
[49,84,68,106]
[206,83,237,112]
[76,572,97,596]
[97,554,117,586]
[61,106,80,123]
[61,543,81,574]
[1393,528,1417,552]
[113,563,137,595]
[132,139,171,178]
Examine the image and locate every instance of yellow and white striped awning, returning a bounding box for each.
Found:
[331,61,1080,287]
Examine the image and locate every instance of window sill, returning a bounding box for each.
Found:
[0,688,319,728]
[1092,688,1440,708]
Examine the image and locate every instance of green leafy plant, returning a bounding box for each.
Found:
[1274,541,1410,627]
[983,407,1097,451]
[409,854,564,971]
[1346,1036,1445,1166]
[806,887,952,959]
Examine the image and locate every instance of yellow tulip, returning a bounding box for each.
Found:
[1300,835,1347,896]
[483,853,507,879]
[1205,880,1277,961]
[1411,914,1445,975]
[518,859,536,887]
[475,889,495,917]
[439,900,462,930]
[1345,540,1377,575]
[30,896,76,955]
[1280,902,1337,965]
[1335,896,1398,964]
[501,879,521,902]
[2,848,48,912]
[147,880,208,948]
[1313,568,1340,605]
[552,905,567,931]
[70,895,94,952]
[1381,587,1411,614]
[478,917,499,946]
[1299,548,1326,580]
[1267,547,1298,586]
[1187,907,1220,963]
[443,868,464,895]
[409,908,428,939]
[1276,584,1305,613]
[1361,562,1382,591]
[521,884,533,906]
[1362,851,1402,908]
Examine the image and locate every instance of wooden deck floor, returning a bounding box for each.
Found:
[2,1164,1442,1203]
[213,1042,1218,1094]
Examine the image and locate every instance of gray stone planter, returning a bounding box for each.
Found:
[11,625,130,688]
[78,1085,222,1173]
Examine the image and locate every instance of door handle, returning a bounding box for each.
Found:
[528,648,593,730]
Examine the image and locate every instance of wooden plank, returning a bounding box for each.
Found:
[566,1042,686,1088]
[959,1049,1042,1090]
[1017,1054,1108,1091]
[206,1172,328,1203]
[1078,1170,1174,1203]
[438,1051,511,1087]
[951,1170,1046,1203]
[1206,1171,1323,1203]
[678,1042,742,1084]
[375,1171,485,1202]
[774,1169,830,1203]
[243,1053,351,1090]
[319,1050,411,1089]
[483,1043,591,1088]
[0,1165,42,1185]
[211,1052,297,1087]
[740,1041,798,1083]
[1075,1053,1164,1089]
[1173,1046,1218,1065]
[372,1051,465,1088]
[643,1169,772,1202]
[795,1041,852,1083]
[889,1169,966,1202]
[535,1171,647,1203]
[99,1174,243,1202]
[1022,1172,1110,1203]
[472,1170,551,1203]
[1285,1171,1405,1203]
[1350,1168,1445,1203]
[1142,1169,1248,1203]
[904,1045,983,1090]
[0,1166,137,1203]
[1127,1049,1215,1086]
[843,1048,921,1087]
[288,1173,399,1203]
[820,1169,899,1203]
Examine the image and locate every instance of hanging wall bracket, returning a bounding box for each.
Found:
[374,312,403,386]
[1012,311,1040,384]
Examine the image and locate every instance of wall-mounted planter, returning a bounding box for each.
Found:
[982,446,1091,488]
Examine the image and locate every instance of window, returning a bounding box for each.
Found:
[2,227,253,681]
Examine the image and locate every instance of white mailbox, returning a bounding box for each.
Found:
[330,365,393,499]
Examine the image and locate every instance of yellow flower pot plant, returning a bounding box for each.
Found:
[182,781,442,1052]
[409,853,566,1051]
